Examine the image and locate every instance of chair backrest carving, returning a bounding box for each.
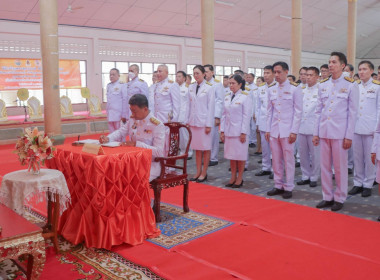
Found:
[165,122,192,158]
[60,96,74,117]
[0,99,8,121]
[27,96,42,120]
[89,95,102,116]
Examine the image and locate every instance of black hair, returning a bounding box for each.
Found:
[110,68,120,75]
[307,66,320,76]
[371,73,378,78]
[193,65,205,74]
[358,60,374,71]
[330,52,347,67]
[176,71,187,78]
[264,65,273,71]
[223,75,229,79]
[129,94,148,109]
[186,74,192,81]
[256,76,264,82]
[247,73,255,78]
[204,64,214,71]
[273,61,289,71]
[287,75,296,82]
[320,64,328,70]
[234,69,245,76]
[299,67,308,73]
[354,73,359,79]
[231,74,246,90]
[346,64,354,71]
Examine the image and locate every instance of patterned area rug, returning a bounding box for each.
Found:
[148,202,233,249]
[0,208,165,280]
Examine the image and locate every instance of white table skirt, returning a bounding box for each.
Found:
[0,169,71,215]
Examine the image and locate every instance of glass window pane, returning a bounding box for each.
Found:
[255,69,262,77]
[102,61,115,73]
[79,60,86,73]
[224,67,232,75]
[81,74,86,87]
[248,67,255,73]
[168,74,176,82]
[102,73,109,88]
[167,64,176,75]
[141,63,153,73]
[215,66,223,75]
[232,66,240,72]
[139,74,153,87]
[187,64,195,74]
[116,62,129,73]
[153,63,161,71]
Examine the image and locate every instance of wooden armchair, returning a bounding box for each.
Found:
[150,122,192,222]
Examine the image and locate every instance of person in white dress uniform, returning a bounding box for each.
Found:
[126,64,149,120]
[187,65,215,183]
[152,64,181,123]
[246,73,258,148]
[265,61,303,199]
[106,68,128,132]
[223,75,230,95]
[204,65,224,167]
[349,61,380,197]
[296,67,321,188]
[99,94,165,181]
[255,65,275,177]
[148,71,158,113]
[220,75,252,188]
[176,70,193,158]
[371,94,380,221]
[313,52,359,211]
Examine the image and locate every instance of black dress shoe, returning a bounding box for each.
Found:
[282,190,292,199]
[332,174,335,180]
[373,181,378,186]
[249,143,256,148]
[225,181,235,187]
[196,175,208,183]
[258,160,262,164]
[309,181,317,188]
[362,188,372,197]
[209,161,218,166]
[187,156,192,160]
[316,200,334,208]
[295,162,300,168]
[269,172,274,179]
[348,168,353,174]
[254,152,262,155]
[189,176,199,181]
[348,186,363,195]
[255,170,272,176]
[378,216,380,222]
[232,180,244,188]
[331,202,344,211]
[296,179,310,185]
[244,168,248,171]
[267,188,284,196]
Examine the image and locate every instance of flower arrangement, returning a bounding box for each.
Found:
[14,127,55,174]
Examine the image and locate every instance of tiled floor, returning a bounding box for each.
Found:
[186,143,380,222]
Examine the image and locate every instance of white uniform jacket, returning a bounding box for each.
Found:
[266,79,303,137]
[256,82,275,131]
[207,78,224,119]
[355,78,380,135]
[313,75,359,140]
[126,78,149,119]
[108,112,165,180]
[221,90,252,137]
[299,83,319,135]
[178,83,190,123]
[153,78,181,123]
[246,83,258,117]
[187,80,215,128]
[106,80,128,122]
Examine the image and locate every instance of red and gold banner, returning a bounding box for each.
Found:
[0,58,81,90]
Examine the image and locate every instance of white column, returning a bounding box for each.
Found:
[291,0,302,76]
[201,0,214,65]
[347,0,357,65]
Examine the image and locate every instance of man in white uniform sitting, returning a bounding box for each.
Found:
[100,94,165,181]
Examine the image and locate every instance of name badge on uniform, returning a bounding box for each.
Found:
[163,86,169,92]
[235,102,241,105]
[144,129,152,134]
[273,90,277,94]
[284,91,291,94]
[114,87,119,91]
[321,88,327,92]
[340,88,348,93]
[368,89,375,93]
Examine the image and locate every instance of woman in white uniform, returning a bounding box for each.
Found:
[220,74,252,188]
[187,65,215,182]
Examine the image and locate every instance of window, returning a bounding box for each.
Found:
[186,65,240,83]
[0,59,87,106]
[102,61,177,102]
[247,67,264,82]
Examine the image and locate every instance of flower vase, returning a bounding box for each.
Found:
[28,157,40,175]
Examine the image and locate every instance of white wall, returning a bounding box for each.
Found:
[0,20,331,115]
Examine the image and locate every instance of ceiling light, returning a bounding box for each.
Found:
[279,15,292,20]
[325,25,336,30]
[215,0,235,7]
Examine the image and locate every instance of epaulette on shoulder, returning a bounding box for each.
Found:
[192,81,196,84]
[214,78,220,83]
[185,84,189,88]
[168,80,174,83]
[290,81,298,87]
[139,78,144,82]
[245,86,251,91]
[319,77,329,84]
[119,81,124,84]
[259,82,266,87]
[150,117,160,126]
[302,85,306,89]
[356,80,361,84]
[206,81,212,86]
[344,76,354,83]
[268,82,276,88]
[241,91,249,95]
[225,92,231,96]
[373,80,380,85]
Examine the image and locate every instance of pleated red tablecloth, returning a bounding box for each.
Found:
[46,143,160,249]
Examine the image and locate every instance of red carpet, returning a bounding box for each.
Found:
[2,137,380,279]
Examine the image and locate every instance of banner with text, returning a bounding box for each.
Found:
[0,58,81,90]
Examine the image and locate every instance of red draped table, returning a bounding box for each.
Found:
[46,143,160,249]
